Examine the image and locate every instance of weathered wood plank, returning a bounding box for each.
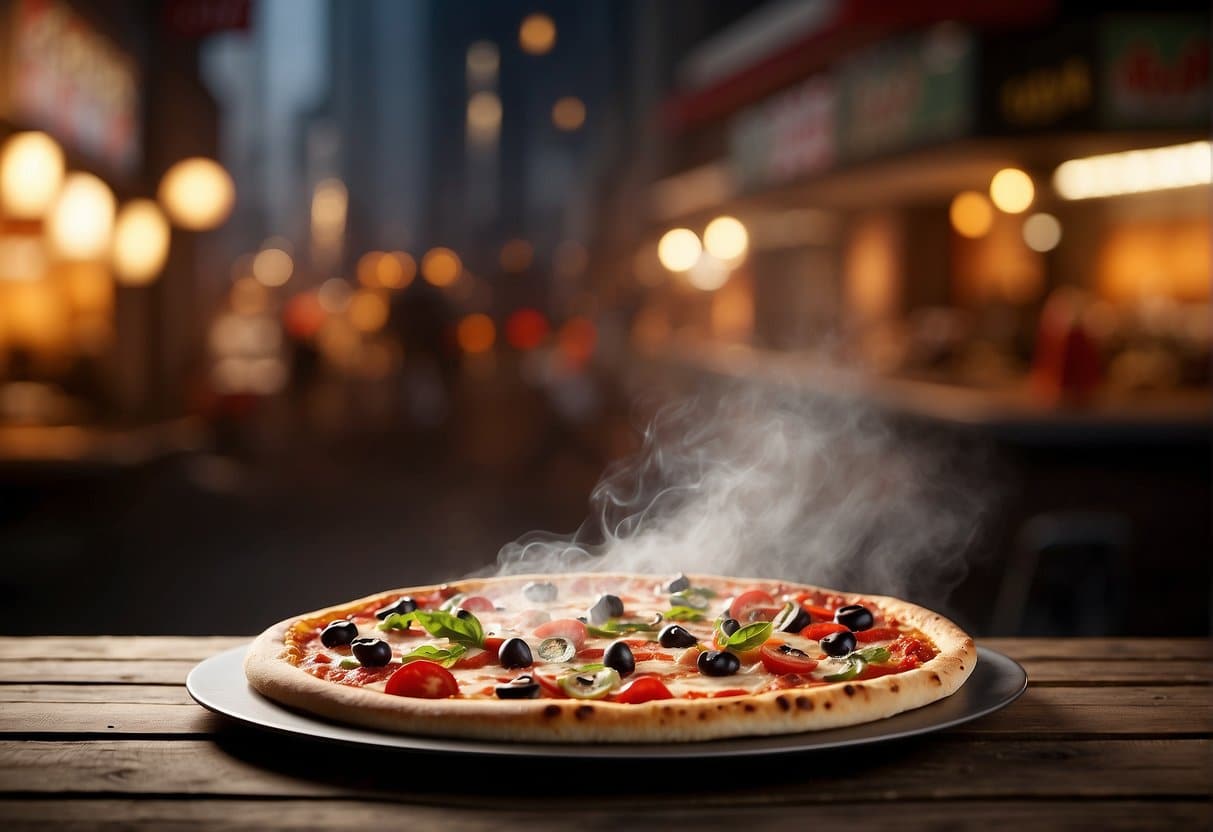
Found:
[0,798,1208,831]
[0,660,198,685]
[988,638,1211,662]
[0,637,247,662]
[1015,659,1210,685]
[2,686,1206,738]
[0,739,1207,802]
[0,685,194,705]
[950,686,1213,737]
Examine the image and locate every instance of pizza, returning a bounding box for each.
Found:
[244,572,976,743]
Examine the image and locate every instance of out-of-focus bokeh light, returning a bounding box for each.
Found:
[467,41,499,83]
[949,191,994,239]
[252,244,293,287]
[505,308,549,349]
[499,239,534,272]
[422,247,461,286]
[380,251,415,288]
[357,251,384,287]
[686,253,731,291]
[157,157,235,231]
[111,199,170,286]
[1053,141,1212,200]
[284,291,326,339]
[558,316,596,366]
[318,278,352,314]
[230,276,269,316]
[657,228,701,272]
[46,172,116,260]
[467,91,503,136]
[311,178,347,230]
[989,168,1034,214]
[348,289,390,333]
[1,131,65,220]
[703,216,748,262]
[552,97,585,131]
[1023,213,1063,253]
[0,234,47,282]
[519,13,556,55]
[457,313,496,353]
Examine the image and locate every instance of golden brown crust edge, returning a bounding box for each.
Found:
[243,574,977,743]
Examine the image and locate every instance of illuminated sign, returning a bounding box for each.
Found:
[730,75,835,190]
[1101,16,1209,128]
[4,0,141,175]
[999,58,1093,127]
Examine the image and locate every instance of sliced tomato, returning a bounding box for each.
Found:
[630,650,675,662]
[451,636,504,670]
[531,670,566,698]
[728,589,776,622]
[855,627,901,643]
[533,618,588,651]
[711,688,749,698]
[759,644,820,675]
[577,647,605,659]
[613,676,673,704]
[384,660,459,698]
[459,595,496,612]
[801,622,849,640]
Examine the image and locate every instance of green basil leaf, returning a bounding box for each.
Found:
[585,619,658,638]
[377,612,415,632]
[399,643,469,668]
[338,658,360,669]
[402,609,485,648]
[575,663,606,673]
[724,621,772,652]
[857,646,891,665]
[663,606,706,622]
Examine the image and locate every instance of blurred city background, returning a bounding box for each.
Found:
[0,0,1208,636]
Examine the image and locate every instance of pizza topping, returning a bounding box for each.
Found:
[523,581,559,603]
[657,624,698,648]
[835,604,875,632]
[759,643,820,675]
[614,676,674,704]
[719,617,741,637]
[533,618,588,651]
[820,630,857,657]
[498,637,534,669]
[588,593,625,624]
[585,617,660,639]
[558,667,621,699]
[495,675,541,699]
[822,654,866,682]
[385,608,486,649]
[374,597,417,620]
[350,637,393,667]
[320,619,358,648]
[399,643,468,668]
[801,622,849,640]
[603,640,636,677]
[728,589,777,622]
[771,601,812,634]
[669,587,714,611]
[665,574,691,593]
[384,660,459,698]
[718,620,773,653]
[662,606,706,622]
[697,650,741,677]
[537,637,576,663]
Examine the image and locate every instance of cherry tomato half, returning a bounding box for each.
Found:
[801,622,850,640]
[728,589,776,622]
[759,644,820,675]
[459,595,496,612]
[533,618,588,651]
[855,627,901,643]
[452,637,504,670]
[384,660,459,698]
[613,676,674,704]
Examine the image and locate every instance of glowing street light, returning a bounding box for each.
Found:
[112,199,170,286]
[989,168,1034,214]
[552,97,585,131]
[657,228,701,272]
[422,247,461,286]
[703,216,748,262]
[1023,213,1062,252]
[519,13,556,55]
[1,131,65,220]
[46,172,116,260]
[949,191,994,239]
[252,243,293,287]
[158,157,235,230]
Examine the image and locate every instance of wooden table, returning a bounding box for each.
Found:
[1,637,1209,829]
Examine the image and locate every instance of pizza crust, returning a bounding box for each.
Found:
[244,574,977,743]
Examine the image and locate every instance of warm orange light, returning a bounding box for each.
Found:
[505,308,549,350]
[252,245,293,287]
[422,247,461,286]
[1023,213,1062,252]
[989,168,1034,214]
[283,291,326,339]
[157,157,235,231]
[703,216,748,261]
[519,13,556,55]
[950,191,994,238]
[46,172,116,261]
[357,251,383,287]
[552,97,585,131]
[112,199,170,286]
[457,313,496,353]
[348,289,390,333]
[230,276,269,316]
[558,316,596,366]
[1,131,65,220]
[467,91,502,137]
[657,228,701,272]
[379,251,415,288]
[499,239,534,273]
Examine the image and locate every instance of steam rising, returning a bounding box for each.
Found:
[495,382,990,609]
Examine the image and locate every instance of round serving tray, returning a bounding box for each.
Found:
[188,644,1025,759]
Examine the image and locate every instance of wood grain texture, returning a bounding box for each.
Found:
[1,738,1208,803]
[0,660,199,685]
[0,799,1209,831]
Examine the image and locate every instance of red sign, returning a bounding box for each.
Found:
[163,0,252,39]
